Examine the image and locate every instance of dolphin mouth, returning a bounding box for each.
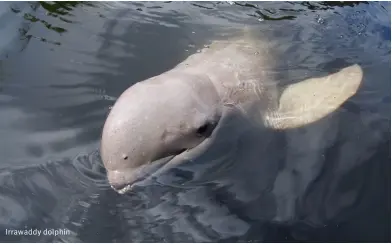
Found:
[111,129,221,194]
[108,153,182,194]
[109,118,224,195]
[111,184,133,194]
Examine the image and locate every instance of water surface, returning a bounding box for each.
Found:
[0,1,390,242]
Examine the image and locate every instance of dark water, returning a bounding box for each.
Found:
[0,1,390,242]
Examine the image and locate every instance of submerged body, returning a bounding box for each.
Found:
[100,29,363,194]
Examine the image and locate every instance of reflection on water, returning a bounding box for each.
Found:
[0,1,390,242]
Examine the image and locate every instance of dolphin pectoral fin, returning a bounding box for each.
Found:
[264,64,363,130]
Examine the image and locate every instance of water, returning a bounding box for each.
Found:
[0,1,390,242]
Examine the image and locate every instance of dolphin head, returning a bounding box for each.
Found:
[100,71,222,193]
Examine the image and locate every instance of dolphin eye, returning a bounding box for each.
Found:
[122,154,128,160]
[196,122,216,137]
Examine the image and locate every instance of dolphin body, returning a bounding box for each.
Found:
[100,28,363,194]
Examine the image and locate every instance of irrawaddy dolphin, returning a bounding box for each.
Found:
[100,29,363,194]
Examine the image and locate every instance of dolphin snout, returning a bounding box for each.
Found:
[106,169,140,194]
[106,156,174,194]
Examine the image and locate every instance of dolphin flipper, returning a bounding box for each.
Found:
[264,64,363,129]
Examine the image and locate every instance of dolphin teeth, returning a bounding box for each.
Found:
[113,184,132,194]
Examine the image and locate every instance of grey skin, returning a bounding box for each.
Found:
[100,33,363,194]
